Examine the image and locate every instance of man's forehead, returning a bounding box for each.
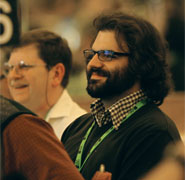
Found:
[9,45,43,64]
[92,31,128,52]
[12,44,38,54]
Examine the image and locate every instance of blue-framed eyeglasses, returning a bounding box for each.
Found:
[3,60,47,76]
[83,49,130,63]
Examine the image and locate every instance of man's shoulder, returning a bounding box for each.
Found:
[62,113,92,141]
[134,102,171,122]
[65,113,92,131]
[0,95,36,131]
[131,102,181,139]
[140,102,174,125]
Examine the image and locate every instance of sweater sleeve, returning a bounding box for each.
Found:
[3,114,84,180]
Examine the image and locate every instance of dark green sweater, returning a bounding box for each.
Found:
[62,102,181,180]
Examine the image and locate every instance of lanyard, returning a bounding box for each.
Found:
[75,99,147,171]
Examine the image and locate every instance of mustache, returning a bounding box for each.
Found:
[87,67,110,80]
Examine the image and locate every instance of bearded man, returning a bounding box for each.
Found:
[62,12,181,180]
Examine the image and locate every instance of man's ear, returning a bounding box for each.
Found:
[51,63,65,87]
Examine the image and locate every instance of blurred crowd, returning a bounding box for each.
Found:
[1,0,184,91]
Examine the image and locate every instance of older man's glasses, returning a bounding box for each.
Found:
[83,49,130,63]
[3,60,47,76]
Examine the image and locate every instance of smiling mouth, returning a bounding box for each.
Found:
[88,74,107,85]
[91,73,105,79]
[10,80,29,89]
[14,84,29,89]
[10,83,29,89]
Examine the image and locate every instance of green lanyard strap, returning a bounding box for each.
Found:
[75,99,147,172]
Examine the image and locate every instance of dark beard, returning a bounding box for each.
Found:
[86,66,137,99]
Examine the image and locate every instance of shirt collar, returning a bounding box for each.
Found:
[90,89,146,130]
[45,90,73,121]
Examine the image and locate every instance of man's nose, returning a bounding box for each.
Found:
[8,66,23,79]
[87,53,103,69]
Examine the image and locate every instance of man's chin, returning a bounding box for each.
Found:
[13,95,29,105]
[87,91,103,98]
[86,83,134,99]
[86,86,109,99]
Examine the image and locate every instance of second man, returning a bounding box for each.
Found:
[5,29,87,139]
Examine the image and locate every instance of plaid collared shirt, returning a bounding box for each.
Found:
[90,89,147,130]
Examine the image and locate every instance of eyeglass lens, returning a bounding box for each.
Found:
[3,61,34,75]
[84,50,112,62]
